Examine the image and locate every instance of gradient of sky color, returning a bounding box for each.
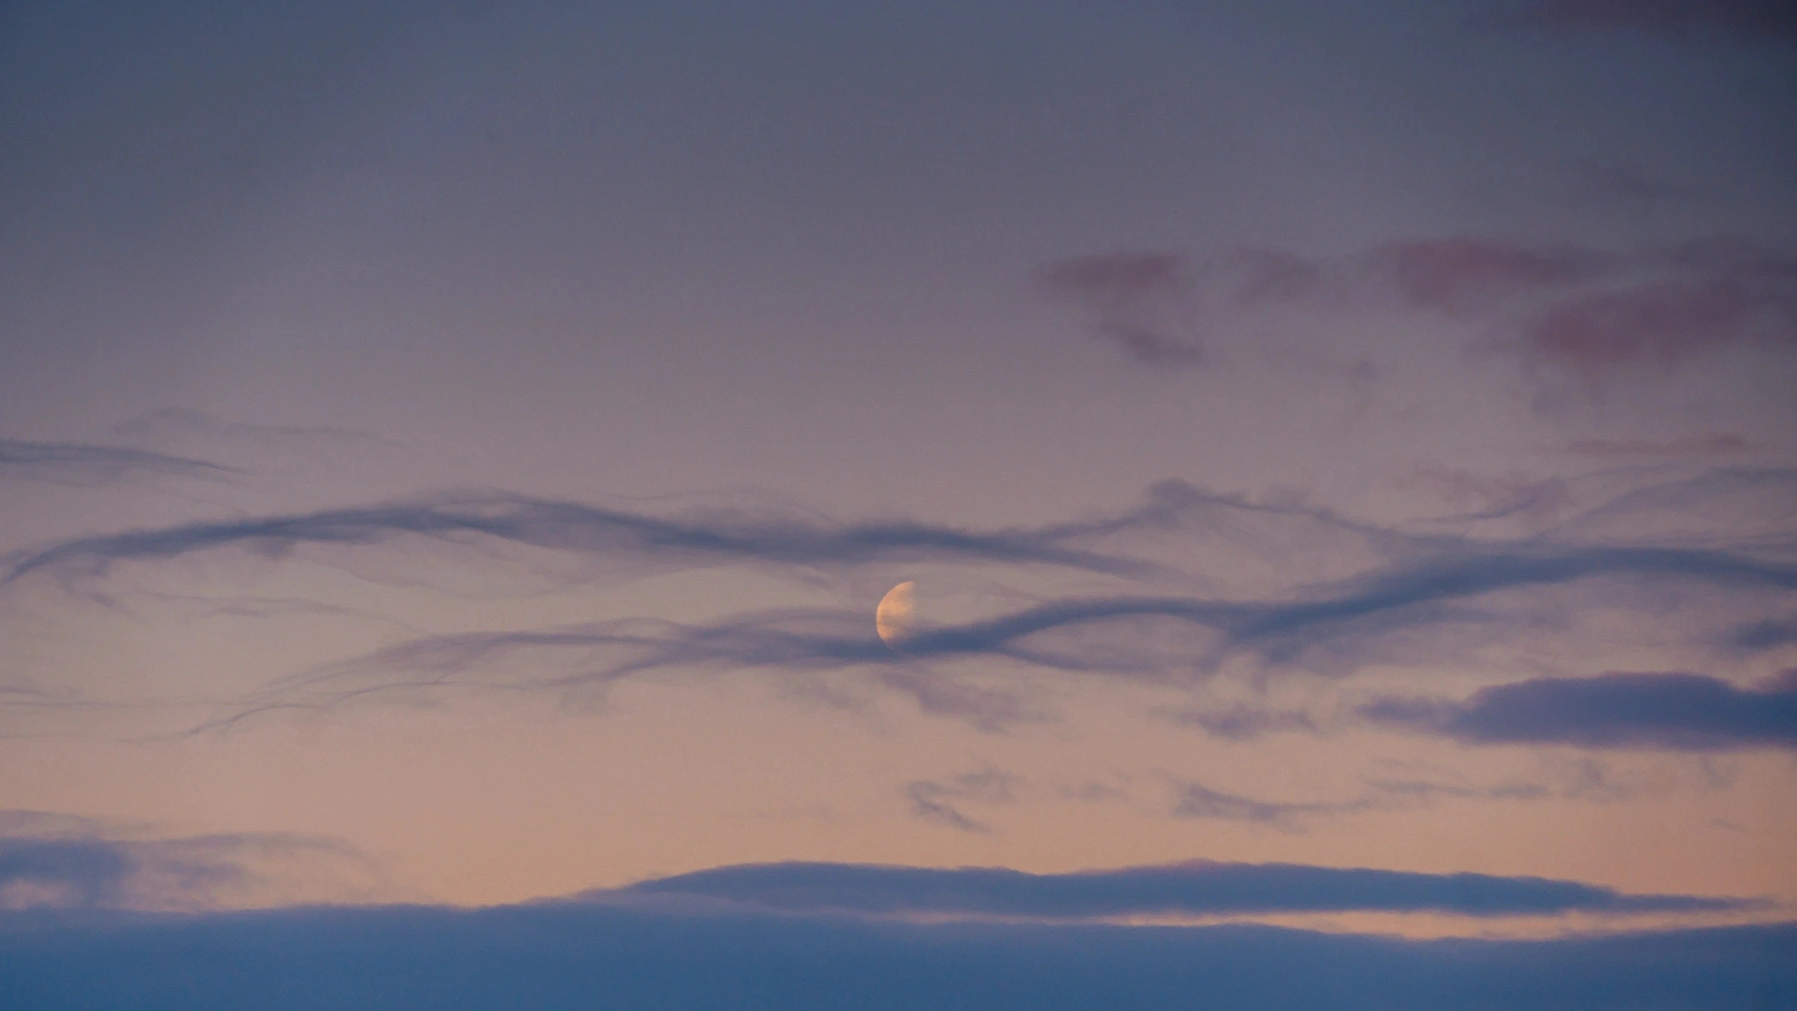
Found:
[2,1,1795,1006]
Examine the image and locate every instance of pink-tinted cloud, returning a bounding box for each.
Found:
[1367,239,1608,314]
[1483,0,1797,40]
[1519,274,1797,382]
[1039,252,1206,365]
[1044,236,1797,386]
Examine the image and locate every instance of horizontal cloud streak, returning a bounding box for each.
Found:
[1,493,1155,590]
[1168,776,1551,831]
[606,860,1756,919]
[217,538,1797,725]
[0,438,236,483]
[1362,671,1797,750]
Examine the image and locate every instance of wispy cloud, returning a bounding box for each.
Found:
[1733,616,1797,650]
[0,492,1155,592]
[220,539,1794,721]
[1167,775,1549,832]
[1163,704,1318,741]
[3,469,1789,734]
[604,859,1757,919]
[1040,237,1797,388]
[904,768,1021,833]
[1362,671,1797,750]
[1039,252,1209,365]
[0,811,386,912]
[0,439,236,484]
[149,468,1794,728]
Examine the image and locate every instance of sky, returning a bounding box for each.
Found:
[1,0,1795,1006]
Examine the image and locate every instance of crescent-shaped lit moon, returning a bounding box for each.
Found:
[875,581,916,647]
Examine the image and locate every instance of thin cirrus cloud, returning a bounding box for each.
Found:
[600,859,1757,920]
[1167,774,1557,832]
[0,438,237,484]
[1041,237,1797,385]
[0,492,1157,592]
[903,768,1021,834]
[4,468,1791,731]
[226,536,1796,714]
[1361,670,1797,751]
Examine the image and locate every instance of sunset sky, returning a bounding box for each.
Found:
[2,1,1795,1006]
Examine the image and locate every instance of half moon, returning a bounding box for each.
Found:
[875,581,916,647]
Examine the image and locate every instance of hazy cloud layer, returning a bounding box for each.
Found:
[1042,237,1797,386]
[1363,671,1797,750]
[606,859,1755,919]
[1,905,1790,1010]
[0,812,384,912]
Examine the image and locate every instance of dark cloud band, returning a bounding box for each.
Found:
[604,859,1755,919]
[1362,671,1797,750]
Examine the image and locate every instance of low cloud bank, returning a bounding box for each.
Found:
[605,859,1754,919]
[1,904,1790,1010]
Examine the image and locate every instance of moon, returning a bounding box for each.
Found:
[875,581,916,647]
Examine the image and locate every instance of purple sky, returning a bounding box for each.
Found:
[2,1,1795,1005]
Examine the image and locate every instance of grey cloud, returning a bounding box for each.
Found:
[2,902,1790,1010]
[1168,782,1352,829]
[0,812,384,912]
[5,468,1789,730]
[1165,705,1318,741]
[1362,671,1797,750]
[204,524,1797,728]
[904,768,1021,833]
[1169,773,1562,831]
[1732,616,1797,650]
[1,493,1154,592]
[607,859,1757,920]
